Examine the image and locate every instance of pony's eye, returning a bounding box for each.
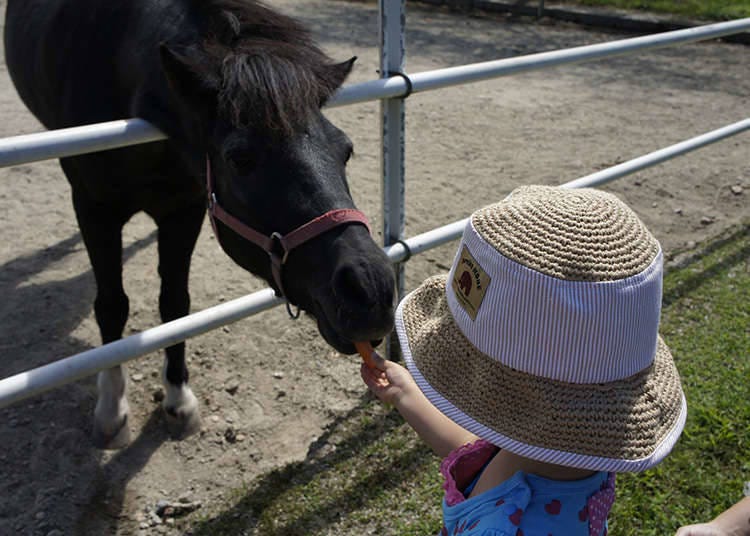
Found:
[227,151,255,171]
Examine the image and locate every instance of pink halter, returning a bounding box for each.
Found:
[206,156,371,318]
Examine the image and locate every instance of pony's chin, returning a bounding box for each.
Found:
[309,304,386,355]
[314,314,356,354]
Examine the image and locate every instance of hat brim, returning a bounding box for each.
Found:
[396,274,686,473]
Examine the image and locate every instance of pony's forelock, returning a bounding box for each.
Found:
[198,0,345,133]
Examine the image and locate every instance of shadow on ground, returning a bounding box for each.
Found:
[189,392,435,535]
[73,411,170,535]
[664,221,750,307]
[0,229,160,536]
[0,229,158,376]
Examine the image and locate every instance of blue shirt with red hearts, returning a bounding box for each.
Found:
[440,440,615,536]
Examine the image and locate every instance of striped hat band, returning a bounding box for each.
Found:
[447,219,663,384]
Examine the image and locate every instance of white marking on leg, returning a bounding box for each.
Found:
[161,358,198,412]
[93,365,130,446]
[161,358,201,438]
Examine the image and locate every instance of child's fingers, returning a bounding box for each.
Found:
[361,362,391,393]
[360,362,385,383]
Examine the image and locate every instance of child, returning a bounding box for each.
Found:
[362,185,686,535]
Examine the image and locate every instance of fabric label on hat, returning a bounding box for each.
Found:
[451,245,491,321]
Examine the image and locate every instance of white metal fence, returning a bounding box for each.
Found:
[0,4,749,408]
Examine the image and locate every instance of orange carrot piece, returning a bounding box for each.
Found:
[354,341,379,369]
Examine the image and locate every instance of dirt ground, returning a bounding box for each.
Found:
[0,1,748,535]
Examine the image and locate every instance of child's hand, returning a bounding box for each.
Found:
[360,352,417,407]
[675,523,730,536]
[676,497,750,536]
[361,351,478,457]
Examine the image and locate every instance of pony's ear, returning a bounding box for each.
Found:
[160,44,220,107]
[319,56,356,106]
[330,56,356,88]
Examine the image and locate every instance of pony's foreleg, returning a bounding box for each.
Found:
[156,200,205,439]
[70,186,133,449]
[90,273,132,449]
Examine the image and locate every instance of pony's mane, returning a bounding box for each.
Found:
[196,0,344,134]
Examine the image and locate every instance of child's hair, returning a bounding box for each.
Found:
[395,185,685,472]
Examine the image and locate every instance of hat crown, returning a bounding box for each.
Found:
[447,185,664,385]
[472,186,659,281]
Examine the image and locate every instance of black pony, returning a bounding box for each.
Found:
[4,0,395,448]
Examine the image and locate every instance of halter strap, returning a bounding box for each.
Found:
[205,156,371,317]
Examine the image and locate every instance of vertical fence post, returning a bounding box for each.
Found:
[380,0,407,360]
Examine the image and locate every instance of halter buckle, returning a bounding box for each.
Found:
[269,232,290,265]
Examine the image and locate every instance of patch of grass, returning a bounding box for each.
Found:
[567,0,750,21]
[188,221,750,535]
[189,406,445,535]
[610,222,750,535]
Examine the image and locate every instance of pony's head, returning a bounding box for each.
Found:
[159,2,395,353]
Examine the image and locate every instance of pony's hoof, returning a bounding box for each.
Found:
[164,406,202,440]
[92,415,131,449]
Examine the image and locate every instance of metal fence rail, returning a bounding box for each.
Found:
[1,17,748,168]
[0,119,164,168]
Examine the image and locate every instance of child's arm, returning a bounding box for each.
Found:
[360,353,478,458]
[675,496,750,536]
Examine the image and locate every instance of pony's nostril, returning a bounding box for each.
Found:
[332,263,373,306]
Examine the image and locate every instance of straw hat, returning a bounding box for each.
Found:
[396,185,686,472]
